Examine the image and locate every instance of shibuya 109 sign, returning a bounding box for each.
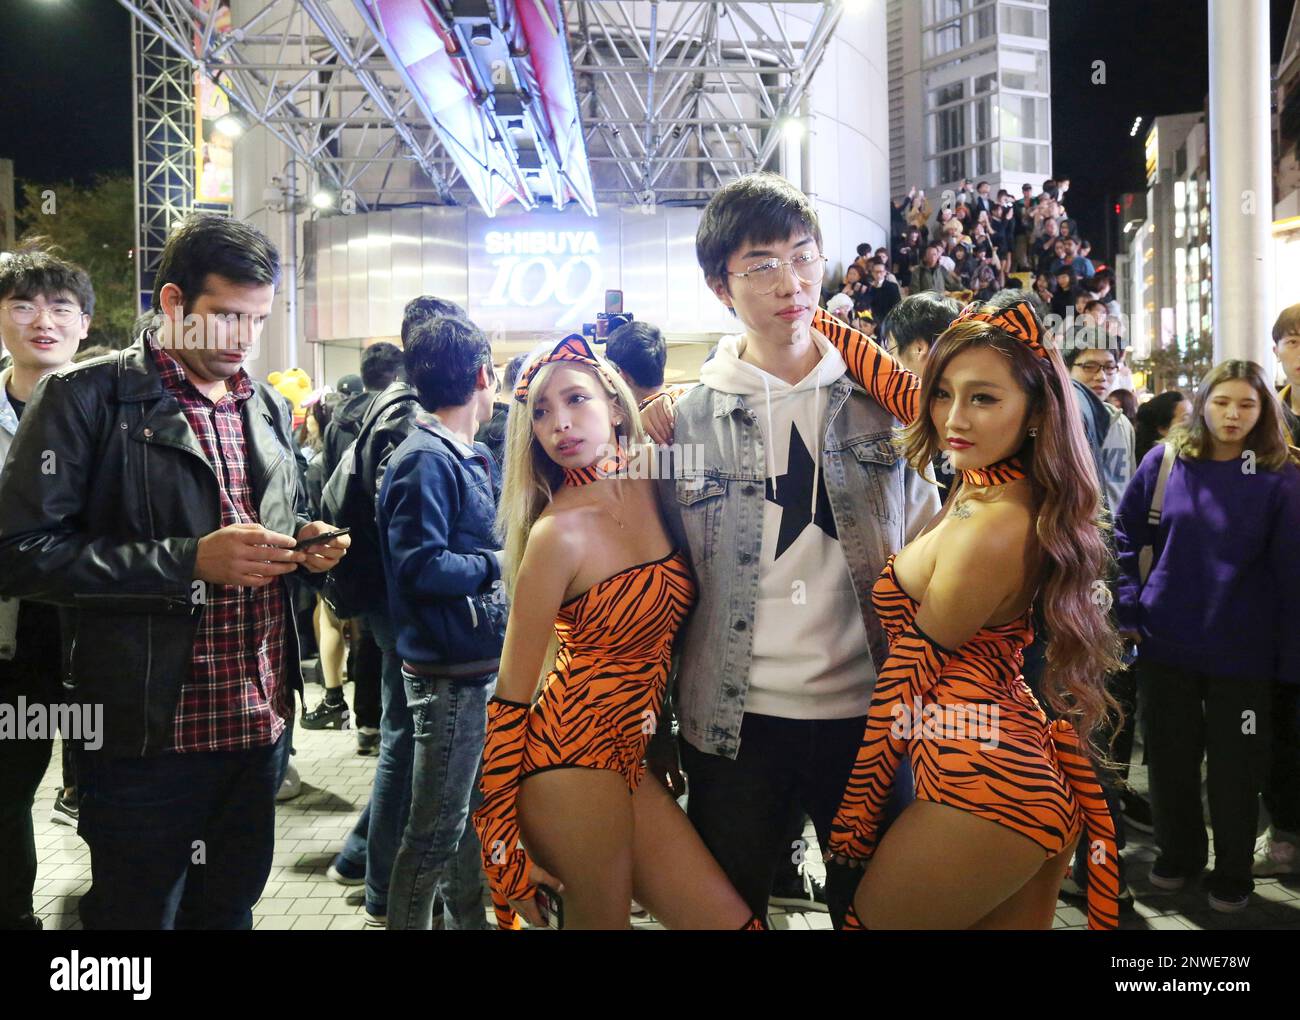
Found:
[467,213,616,331]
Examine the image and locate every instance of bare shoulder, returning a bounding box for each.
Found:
[951,492,1035,559]
[524,508,588,574]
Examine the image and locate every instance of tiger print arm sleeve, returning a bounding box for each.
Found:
[812,307,921,425]
[473,697,537,929]
[826,624,952,862]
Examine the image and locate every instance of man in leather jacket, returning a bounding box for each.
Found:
[0,214,349,929]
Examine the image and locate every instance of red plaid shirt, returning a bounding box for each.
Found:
[150,339,293,753]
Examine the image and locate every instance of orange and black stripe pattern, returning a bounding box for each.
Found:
[521,551,695,791]
[952,299,1049,360]
[473,697,535,929]
[514,332,604,403]
[829,555,1120,930]
[813,307,920,424]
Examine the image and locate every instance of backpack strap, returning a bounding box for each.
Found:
[1138,442,1178,584]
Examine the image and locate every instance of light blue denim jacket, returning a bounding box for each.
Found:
[658,377,940,758]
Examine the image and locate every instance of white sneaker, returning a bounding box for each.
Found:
[275,761,302,802]
[1252,836,1299,877]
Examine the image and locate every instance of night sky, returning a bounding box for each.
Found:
[1,0,1296,260]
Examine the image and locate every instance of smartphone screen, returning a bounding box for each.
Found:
[605,289,623,315]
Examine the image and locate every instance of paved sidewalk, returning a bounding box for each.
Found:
[29,682,1300,930]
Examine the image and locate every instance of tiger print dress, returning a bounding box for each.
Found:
[812,308,1120,931]
[519,544,695,791]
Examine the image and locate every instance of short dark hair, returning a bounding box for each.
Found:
[856,242,872,258]
[1272,302,1300,343]
[404,316,492,411]
[503,353,527,390]
[605,320,667,389]
[400,295,468,345]
[151,213,279,312]
[0,245,96,317]
[360,341,403,391]
[1022,182,1033,191]
[696,172,822,289]
[879,292,961,356]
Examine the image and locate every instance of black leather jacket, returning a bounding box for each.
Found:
[0,332,314,757]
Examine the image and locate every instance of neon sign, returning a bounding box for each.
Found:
[479,229,604,328]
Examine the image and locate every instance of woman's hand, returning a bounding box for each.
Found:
[506,863,565,927]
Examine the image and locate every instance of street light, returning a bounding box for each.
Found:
[782,118,806,140]
[311,189,335,210]
[214,113,246,138]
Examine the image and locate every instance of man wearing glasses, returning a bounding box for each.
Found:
[0,247,93,930]
[1064,336,1134,513]
[645,172,938,926]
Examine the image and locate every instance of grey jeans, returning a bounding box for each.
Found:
[386,670,494,930]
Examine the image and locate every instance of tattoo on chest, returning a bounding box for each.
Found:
[950,500,973,519]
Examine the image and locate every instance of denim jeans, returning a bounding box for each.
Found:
[680,711,914,928]
[76,730,288,929]
[335,611,414,916]
[387,670,493,930]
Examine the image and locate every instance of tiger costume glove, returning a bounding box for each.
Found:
[473,697,537,929]
[826,625,952,863]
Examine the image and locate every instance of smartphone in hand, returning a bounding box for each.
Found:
[294,527,351,550]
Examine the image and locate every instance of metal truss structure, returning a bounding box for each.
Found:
[568,1,842,202]
[122,0,844,288]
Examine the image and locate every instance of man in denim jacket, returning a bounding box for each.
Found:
[651,174,940,925]
[378,316,504,929]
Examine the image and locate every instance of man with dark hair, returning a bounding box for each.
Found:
[1051,236,1096,280]
[323,294,467,925]
[305,341,407,742]
[1255,305,1300,880]
[650,171,939,925]
[380,315,502,929]
[864,259,902,324]
[475,353,525,469]
[912,243,960,294]
[878,292,962,499]
[0,246,93,930]
[605,319,668,406]
[0,212,349,929]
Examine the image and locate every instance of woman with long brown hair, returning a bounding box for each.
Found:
[1114,360,1300,912]
[808,295,1124,929]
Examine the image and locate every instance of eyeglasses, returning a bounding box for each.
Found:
[4,301,84,327]
[728,252,827,295]
[1075,360,1118,376]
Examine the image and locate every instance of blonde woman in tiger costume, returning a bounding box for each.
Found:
[471,333,760,930]
[810,296,1125,929]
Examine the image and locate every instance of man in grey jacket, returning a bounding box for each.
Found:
[647,174,939,926]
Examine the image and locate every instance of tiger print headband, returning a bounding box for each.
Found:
[514,333,604,404]
[953,300,1048,360]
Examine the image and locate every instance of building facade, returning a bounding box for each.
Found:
[887,0,1051,201]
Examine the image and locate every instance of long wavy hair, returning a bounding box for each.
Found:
[896,303,1123,747]
[495,349,645,600]
[1168,360,1299,470]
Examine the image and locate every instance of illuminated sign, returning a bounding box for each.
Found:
[468,213,614,331]
[1145,125,1159,186]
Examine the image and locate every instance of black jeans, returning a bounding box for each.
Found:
[680,712,913,927]
[1263,682,1300,836]
[0,604,62,926]
[1138,658,1271,891]
[77,730,289,929]
[348,619,383,730]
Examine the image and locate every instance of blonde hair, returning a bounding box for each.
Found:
[495,351,646,599]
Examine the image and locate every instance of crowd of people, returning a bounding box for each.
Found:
[0,169,1297,932]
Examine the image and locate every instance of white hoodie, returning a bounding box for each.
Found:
[698,331,873,721]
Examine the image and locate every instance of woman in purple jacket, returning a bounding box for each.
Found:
[1114,360,1300,913]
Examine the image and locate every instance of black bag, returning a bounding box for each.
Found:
[320,385,419,618]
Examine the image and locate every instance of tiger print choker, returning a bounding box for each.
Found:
[561,445,628,487]
[959,455,1028,488]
